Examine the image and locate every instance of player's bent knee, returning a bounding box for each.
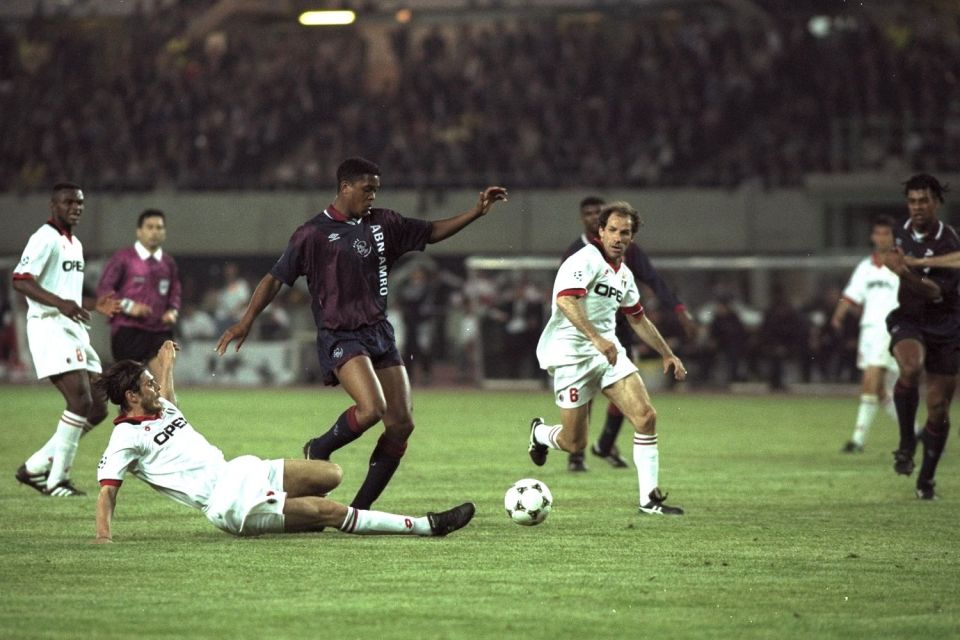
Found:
[630,407,657,433]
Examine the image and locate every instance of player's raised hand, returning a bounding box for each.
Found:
[215,322,251,355]
[664,355,687,381]
[476,186,508,216]
[157,340,179,362]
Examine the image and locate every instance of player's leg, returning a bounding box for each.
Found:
[890,336,925,475]
[304,355,386,460]
[529,361,596,465]
[42,369,95,495]
[603,373,683,515]
[566,398,591,473]
[283,496,474,536]
[844,366,885,452]
[591,402,629,467]
[914,335,958,499]
[349,364,413,509]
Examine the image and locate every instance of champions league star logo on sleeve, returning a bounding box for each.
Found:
[573,270,583,282]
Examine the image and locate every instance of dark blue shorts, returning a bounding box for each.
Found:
[888,316,960,376]
[316,319,404,386]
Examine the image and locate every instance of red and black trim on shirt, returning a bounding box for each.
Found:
[589,237,622,273]
[113,413,161,426]
[46,218,73,241]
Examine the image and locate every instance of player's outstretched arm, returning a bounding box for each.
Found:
[627,313,687,381]
[155,340,179,406]
[428,186,508,243]
[92,484,119,544]
[215,273,283,355]
[905,250,960,269]
[556,295,618,365]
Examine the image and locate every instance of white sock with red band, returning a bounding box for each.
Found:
[533,424,562,450]
[633,433,659,502]
[46,411,85,489]
[338,507,432,536]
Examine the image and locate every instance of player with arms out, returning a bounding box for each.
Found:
[12,182,120,496]
[528,202,687,515]
[562,195,696,472]
[830,216,905,453]
[92,341,475,542]
[97,209,181,375]
[883,174,960,500]
[216,157,507,509]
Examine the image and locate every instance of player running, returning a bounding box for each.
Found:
[527,202,687,515]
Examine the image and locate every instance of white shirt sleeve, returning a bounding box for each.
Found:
[97,427,142,485]
[553,247,596,296]
[841,260,869,306]
[13,228,54,278]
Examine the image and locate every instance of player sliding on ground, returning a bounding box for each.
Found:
[91,341,475,542]
[528,202,687,515]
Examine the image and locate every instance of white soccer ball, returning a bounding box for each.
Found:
[504,478,553,526]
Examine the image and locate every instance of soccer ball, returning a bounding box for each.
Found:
[504,478,553,526]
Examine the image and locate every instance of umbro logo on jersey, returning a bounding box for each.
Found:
[328,233,341,242]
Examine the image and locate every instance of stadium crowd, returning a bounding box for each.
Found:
[1,3,958,192]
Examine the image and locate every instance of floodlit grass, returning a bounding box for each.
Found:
[1,384,957,639]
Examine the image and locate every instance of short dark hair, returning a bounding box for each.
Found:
[599,201,642,235]
[579,196,605,209]
[138,209,165,227]
[337,158,380,186]
[872,215,895,230]
[51,182,81,195]
[904,174,948,202]
[95,360,147,412]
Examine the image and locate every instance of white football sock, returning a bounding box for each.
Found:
[46,411,85,489]
[851,394,878,446]
[633,433,659,503]
[534,423,562,450]
[25,434,58,474]
[338,507,432,536]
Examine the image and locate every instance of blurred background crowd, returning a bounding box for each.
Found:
[2,0,958,193]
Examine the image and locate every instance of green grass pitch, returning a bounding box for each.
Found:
[1,384,957,639]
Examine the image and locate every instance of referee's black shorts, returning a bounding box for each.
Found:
[111,327,174,363]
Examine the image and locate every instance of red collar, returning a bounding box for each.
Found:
[114,412,161,425]
[325,205,349,222]
[46,218,73,241]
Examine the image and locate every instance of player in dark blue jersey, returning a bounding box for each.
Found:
[216,158,507,509]
[883,174,959,500]
[562,196,697,472]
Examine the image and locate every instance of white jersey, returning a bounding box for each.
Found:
[537,242,644,368]
[13,223,86,317]
[97,398,227,511]
[841,254,900,328]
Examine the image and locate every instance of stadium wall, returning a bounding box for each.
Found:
[0,188,823,257]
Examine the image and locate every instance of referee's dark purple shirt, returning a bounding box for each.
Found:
[270,205,432,332]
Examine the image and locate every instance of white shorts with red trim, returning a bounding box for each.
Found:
[857,324,897,371]
[27,314,102,379]
[548,348,638,409]
[204,456,286,536]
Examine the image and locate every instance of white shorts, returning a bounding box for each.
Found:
[26,314,102,380]
[548,348,639,409]
[204,456,287,537]
[857,324,898,371]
